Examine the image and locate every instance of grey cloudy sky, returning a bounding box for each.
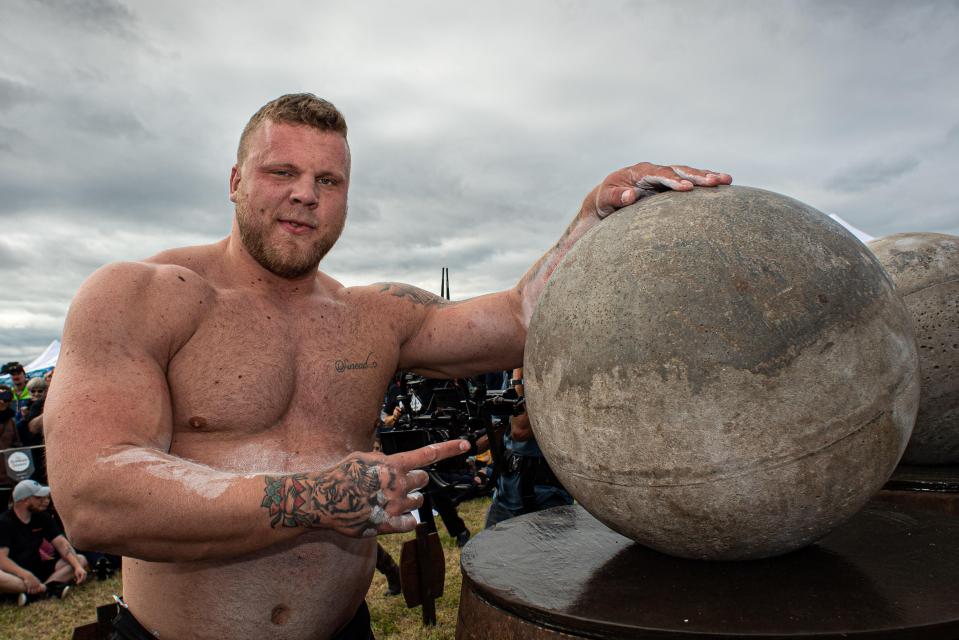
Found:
[1,0,957,364]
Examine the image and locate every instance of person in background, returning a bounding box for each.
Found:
[0,388,18,450]
[485,368,573,528]
[1,364,31,433]
[0,480,89,605]
[19,378,47,446]
[20,378,49,483]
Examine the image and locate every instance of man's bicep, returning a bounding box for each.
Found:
[398,289,526,378]
[46,265,176,457]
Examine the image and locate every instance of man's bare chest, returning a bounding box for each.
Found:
[163,291,397,461]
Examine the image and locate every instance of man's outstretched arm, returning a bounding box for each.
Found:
[44,262,467,563]
[393,162,731,377]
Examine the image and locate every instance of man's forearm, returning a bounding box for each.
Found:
[0,554,33,581]
[61,446,307,562]
[60,444,425,563]
[513,163,732,327]
[52,538,81,570]
[515,209,599,326]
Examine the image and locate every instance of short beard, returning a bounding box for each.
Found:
[236,202,338,279]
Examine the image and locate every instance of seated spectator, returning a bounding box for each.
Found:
[0,387,18,450]
[0,479,88,606]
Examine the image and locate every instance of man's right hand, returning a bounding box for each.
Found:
[23,573,45,594]
[261,439,470,537]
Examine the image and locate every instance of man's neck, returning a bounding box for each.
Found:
[14,382,25,393]
[12,503,31,524]
[221,223,322,299]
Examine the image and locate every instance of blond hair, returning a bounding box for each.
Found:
[237,93,348,163]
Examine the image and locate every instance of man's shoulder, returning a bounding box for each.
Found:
[347,282,453,308]
[0,508,20,533]
[77,256,214,311]
[145,242,220,273]
[66,258,215,358]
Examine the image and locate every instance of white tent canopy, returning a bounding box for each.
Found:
[1,340,60,383]
[829,214,875,244]
[24,339,60,374]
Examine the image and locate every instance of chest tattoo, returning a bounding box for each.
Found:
[334,352,378,373]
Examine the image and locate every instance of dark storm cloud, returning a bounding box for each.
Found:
[825,157,922,193]
[0,76,40,111]
[32,0,138,39]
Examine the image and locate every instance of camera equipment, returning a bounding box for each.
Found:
[379,374,525,526]
[380,374,524,465]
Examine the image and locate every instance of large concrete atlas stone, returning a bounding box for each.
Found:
[525,186,919,560]
[868,233,959,465]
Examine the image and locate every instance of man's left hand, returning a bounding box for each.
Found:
[582,163,732,219]
[73,564,87,585]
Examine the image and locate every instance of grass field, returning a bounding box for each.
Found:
[0,496,491,640]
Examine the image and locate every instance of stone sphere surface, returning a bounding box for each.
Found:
[869,233,959,464]
[525,186,919,560]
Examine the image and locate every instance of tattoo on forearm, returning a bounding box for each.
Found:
[376,282,457,306]
[261,458,398,531]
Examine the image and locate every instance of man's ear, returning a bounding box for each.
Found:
[229,165,240,203]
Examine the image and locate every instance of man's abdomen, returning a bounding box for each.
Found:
[122,532,376,640]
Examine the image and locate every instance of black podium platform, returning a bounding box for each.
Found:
[457,502,959,639]
[876,465,959,515]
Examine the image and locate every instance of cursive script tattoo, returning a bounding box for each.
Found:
[334,352,378,373]
[376,282,458,306]
[261,458,398,532]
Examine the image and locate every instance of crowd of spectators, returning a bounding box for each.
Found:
[0,362,51,454]
[1,362,117,612]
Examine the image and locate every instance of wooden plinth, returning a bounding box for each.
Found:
[457,502,959,639]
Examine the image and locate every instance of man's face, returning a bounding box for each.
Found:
[229,120,350,279]
[11,371,25,388]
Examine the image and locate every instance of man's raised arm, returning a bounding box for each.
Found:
[44,262,467,563]
[394,162,731,377]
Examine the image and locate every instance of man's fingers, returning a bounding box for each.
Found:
[388,439,469,472]
[407,469,429,492]
[637,174,694,192]
[670,165,733,186]
[377,513,418,535]
[389,490,424,516]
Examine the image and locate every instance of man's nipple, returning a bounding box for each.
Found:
[188,416,208,430]
[271,604,290,625]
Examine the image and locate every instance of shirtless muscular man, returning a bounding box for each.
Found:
[44,93,731,639]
